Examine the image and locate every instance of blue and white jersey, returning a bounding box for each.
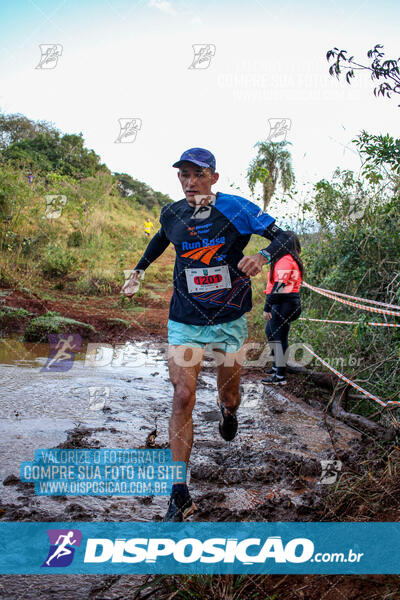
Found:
[157,192,275,326]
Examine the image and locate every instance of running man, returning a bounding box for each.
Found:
[143,218,154,237]
[121,148,290,521]
[46,531,77,566]
[47,335,77,368]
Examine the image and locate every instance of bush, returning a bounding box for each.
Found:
[20,233,48,257]
[0,306,33,330]
[0,163,34,225]
[297,180,400,412]
[75,269,119,295]
[0,267,12,286]
[67,230,84,248]
[41,245,76,278]
[23,311,95,342]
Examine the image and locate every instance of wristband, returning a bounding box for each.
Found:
[258,249,271,263]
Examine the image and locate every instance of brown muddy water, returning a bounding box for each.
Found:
[0,336,361,598]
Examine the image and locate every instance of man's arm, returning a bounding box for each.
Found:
[134,227,170,271]
[213,194,289,277]
[121,228,170,296]
[238,221,290,277]
[259,222,292,262]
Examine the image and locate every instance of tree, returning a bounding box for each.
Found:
[114,172,171,209]
[0,112,56,150]
[354,131,400,181]
[313,169,369,229]
[3,131,107,178]
[247,141,294,211]
[326,45,400,106]
[0,112,108,178]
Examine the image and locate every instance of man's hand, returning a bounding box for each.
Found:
[263,311,272,321]
[237,253,268,276]
[120,270,142,297]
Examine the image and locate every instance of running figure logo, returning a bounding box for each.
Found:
[42,529,82,567]
[115,118,142,143]
[41,334,82,372]
[192,194,215,220]
[88,386,110,411]
[45,194,67,219]
[35,44,63,69]
[188,44,216,69]
[181,243,224,266]
[319,460,342,484]
[267,118,291,142]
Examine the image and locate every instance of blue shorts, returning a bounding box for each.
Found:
[167,314,248,354]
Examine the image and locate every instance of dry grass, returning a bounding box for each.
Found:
[322,442,400,521]
[136,574,279,600]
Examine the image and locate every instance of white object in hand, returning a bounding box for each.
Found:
[121,270,143,296]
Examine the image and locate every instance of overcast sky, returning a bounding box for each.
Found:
[0,0,399,215]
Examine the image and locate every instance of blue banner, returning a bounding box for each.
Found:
[19,449,186,496]
[1,522,399,574]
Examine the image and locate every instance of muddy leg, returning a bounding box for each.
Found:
[167,345,204,468]
[217,352,242,414]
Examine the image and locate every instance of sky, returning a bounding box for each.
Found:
[0,0,399,215]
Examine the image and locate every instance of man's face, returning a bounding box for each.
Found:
[177,161,219,206]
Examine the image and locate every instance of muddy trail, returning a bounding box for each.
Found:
[1,334,384,599]
[0,337,362,521]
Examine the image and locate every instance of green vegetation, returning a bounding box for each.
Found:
[327,44,400,104]
[107,317,130,327]
[0,113,107,177]
[246,139,400,413]
[0,112,174,297]
[75,269,119,296]
[115,172,171,210]
[0,306,32,319]
[0,305,33,329]
[247,141,294,211]
[300,164,399,412]
[41,244,77,278]
[23,311,95,342]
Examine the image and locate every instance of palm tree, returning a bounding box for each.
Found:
[247,141,295,211]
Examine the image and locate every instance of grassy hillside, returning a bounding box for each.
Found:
[0,166,175,295]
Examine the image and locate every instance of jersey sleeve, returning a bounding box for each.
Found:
[214,194,275,236]
[134,227,170,271]
[241,199,275,235]
[134,206,170,270]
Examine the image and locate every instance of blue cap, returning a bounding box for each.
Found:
[172,147,216,171]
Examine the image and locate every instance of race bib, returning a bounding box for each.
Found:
[185,265,231,293]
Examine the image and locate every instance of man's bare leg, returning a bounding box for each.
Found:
[167,345,204,465]
[216,349,242,440]
[217,352,242,411]
[163,345,204,521]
